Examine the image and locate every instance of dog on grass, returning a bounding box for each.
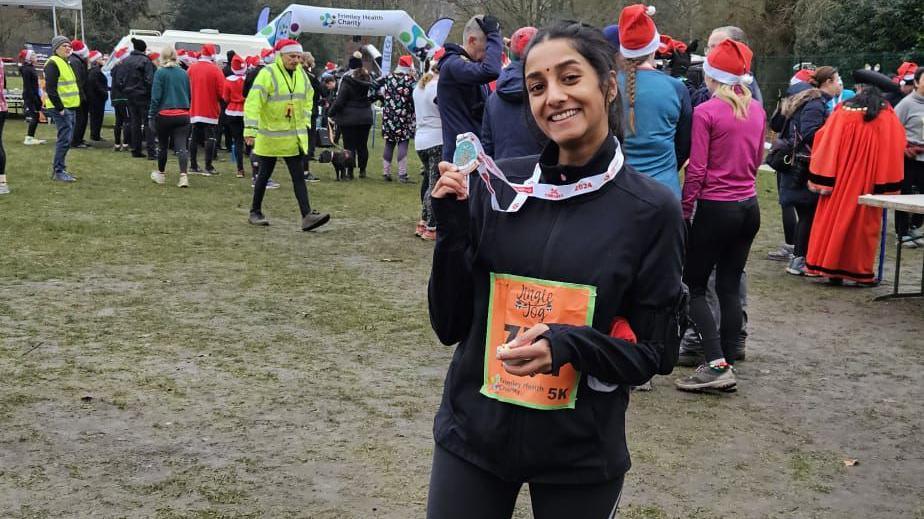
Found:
[320,149,355,181]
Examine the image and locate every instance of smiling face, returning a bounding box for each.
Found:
[524,38,616,160]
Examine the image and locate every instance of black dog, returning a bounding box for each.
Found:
[321,149,355,181]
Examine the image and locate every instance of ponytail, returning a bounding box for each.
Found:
[713,83,752,119]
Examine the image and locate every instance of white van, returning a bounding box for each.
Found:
[104,29,271,71]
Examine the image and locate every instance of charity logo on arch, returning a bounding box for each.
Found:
[320,13,337,28]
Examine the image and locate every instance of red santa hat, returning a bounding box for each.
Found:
[88,50,103,64]
[432,47,446,63]
[398,55,413,68]
[325,61,336,71]
[71,39,89,58]
[260,47,275,64]
[657,34,687,57]
[231,54,247,75]
[510,26,537,60]
[703,38,753,85]
[18,49,35,62]
[274,38,303,55]
[148,52,160,63]
[199,43,216,60]
[898,61,918,82]
[790,68,814,86]
[618,4,659,59]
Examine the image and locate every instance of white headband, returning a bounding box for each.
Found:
[278,43,304,55]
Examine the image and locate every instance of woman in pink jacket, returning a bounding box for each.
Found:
[675,39,766,393]
[0,62,8,194]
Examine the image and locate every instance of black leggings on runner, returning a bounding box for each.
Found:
[793,202,817,258]
[155,114,190,174]
[426,445,623,519]
[24,101,40,138]
[190,122,217,171]
[340,124,371,175]
[113,103,130,146]
[226,116,245,172]
[0,112,6,176]
[251,154,311,218]
[684,198,760,364]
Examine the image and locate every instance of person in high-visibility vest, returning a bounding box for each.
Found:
[244,38,329,231]
[44,35,81,182]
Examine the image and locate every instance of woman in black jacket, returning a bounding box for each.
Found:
[778,66,839,276]
[19,50,46,145]
[328,53,374,179]
[87,52,109,142]
[426,22,685,518]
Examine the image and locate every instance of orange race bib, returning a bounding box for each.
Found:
[481,273,597,410]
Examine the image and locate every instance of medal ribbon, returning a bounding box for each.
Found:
[454,133,625,213]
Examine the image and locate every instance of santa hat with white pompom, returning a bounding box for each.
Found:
[703,38,754,86]
[618,4,659,59]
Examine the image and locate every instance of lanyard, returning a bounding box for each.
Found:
[277,64,297,96]
[453,133,625,213]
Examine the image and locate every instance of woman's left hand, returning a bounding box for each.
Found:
[497,323,553,377]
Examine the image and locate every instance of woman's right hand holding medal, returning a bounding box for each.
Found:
[431,161,471,200]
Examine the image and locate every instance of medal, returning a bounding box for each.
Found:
[454,133,625,213]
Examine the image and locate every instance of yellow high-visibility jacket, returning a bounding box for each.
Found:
[244,59,314,157]
[44,55,81,109]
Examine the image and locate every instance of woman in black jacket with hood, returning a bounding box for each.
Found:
[777,66,840,276]
[426,22,685,518]
[328,52,374,179]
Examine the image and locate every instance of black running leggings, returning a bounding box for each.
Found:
[0,112,6,177]
[251,154,311,218]
[113,103,130,146]
[190,122,217,171]
[24,101,40,137]
[226,116,245,172]
[684,198,760,364]
[340,124,371,174]
[426,445,623,519]
[155,114,190,174]
[793,202,817,258]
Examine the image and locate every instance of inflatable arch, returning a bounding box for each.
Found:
[258,4,438,59]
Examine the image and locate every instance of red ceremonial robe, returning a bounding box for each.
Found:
[805,104,906,282]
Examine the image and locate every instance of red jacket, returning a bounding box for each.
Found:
[222,74,245,116]
[187,59,224,124]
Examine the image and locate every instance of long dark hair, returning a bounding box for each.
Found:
[520,21,625,143]
[846,85,887,122]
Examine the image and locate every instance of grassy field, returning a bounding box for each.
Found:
[1,117,922,519]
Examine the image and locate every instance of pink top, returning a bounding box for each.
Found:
[0,63,7,112]
[681,97,766,219]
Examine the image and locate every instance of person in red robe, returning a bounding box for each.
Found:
[805,86,906,284]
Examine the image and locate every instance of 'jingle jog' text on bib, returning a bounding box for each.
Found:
[481,273,597,410]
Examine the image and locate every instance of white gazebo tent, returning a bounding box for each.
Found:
[0,0,85,40]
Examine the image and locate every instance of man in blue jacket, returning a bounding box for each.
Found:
[438,15,503,161]
[481,26,544,160]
